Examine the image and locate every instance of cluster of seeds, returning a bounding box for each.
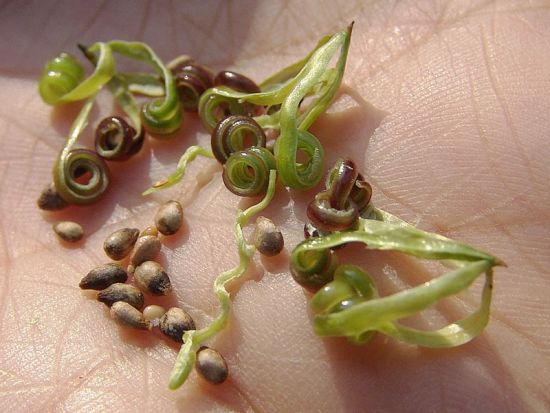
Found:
[77,199,228,384]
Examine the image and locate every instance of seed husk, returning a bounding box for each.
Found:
[252,216,284,256]
[143,304,167,322]
[97,283,144,309]
[134,261,172,295]
[37,183,68,211]
[103,228,140,260]
[79,263,127,290]
[128,235,161,271]
[53,221,83,242]
[195,346,228,384]
[159,307,195,342]
[110,301,151,330]
[155,200,183,235]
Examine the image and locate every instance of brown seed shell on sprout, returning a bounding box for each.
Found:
[37,183,68,211]
[133,261,172,296]
[128,235,161,271]
[195,346,229,384]
[252,216,284,256]
[79,263,127,290]
[53,221,83,242]
[103,228,140,260]
[110,301,151,330]
[97,283,144,309]
[154,200,183,235]
[159,307,195,342]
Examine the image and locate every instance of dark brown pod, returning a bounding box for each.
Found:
[79,263,127,290]
[195,346,229,384]
[37,183,68,211]
[159,307,195,342]
[97,283,144,310]
[133,261,172,296]
[103,228,140,260]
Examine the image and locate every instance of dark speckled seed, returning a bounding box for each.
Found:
[159,307,195,342]
[154,200,183,235]
[195,346,228,384]
[110,301,150,330]
[252,217,284,256]
[37,183,68,211]
[128,235,161,271]
[53,221,83,242]
[103,228,140,260]
[97,283,144,309]
[79,263,127,290]
[133,261,172,295]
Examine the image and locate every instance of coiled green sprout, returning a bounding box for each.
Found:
[197,24,353,190]
[53,97,110,204]
[38,44,115,105]
[222,146,276,197]
[292,207,503,347]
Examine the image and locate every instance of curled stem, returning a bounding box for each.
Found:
[53,96,110,204]
[168,170,277,390]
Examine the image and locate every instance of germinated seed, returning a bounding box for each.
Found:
[195,346,228,384]
[128,235,161,271]
[252,216,284,256]
[134,261,172,295]
[155,200,183,235]
[143,304,167,322]
[110,301,151,330]
[79,263,127,290]
[37,183,68,211]
[103,228,140,260]
[159,307,195,342]
[53,221,83,242]
[97,283,144,309]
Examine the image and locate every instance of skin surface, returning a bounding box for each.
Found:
[1,0,549,411]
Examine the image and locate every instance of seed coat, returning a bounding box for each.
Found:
[128,235,161,270]
[110,301,151,330]
[252,216,284,256]
[134,261,172,295]
[37,183,68,211]
[154,200,183,235]
[97,283,144,309]
[159,307,195,342]
[103,228,140,260]
[53,221,83,242]
[195,346,229,384]
[79,263,127,290]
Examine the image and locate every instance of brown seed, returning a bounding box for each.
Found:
[79,263,127,290]
[195,346,229,384]
[128,235,161,270]
[143,304,167,322]
[53,221,83,242]
[140,226,158,237]
[103,228,140,260]
[97,283,144,309]
[154,200,183,235]
[252,217,284,256]
[110,301,150,330]
[37,183,68,211]
[159,307,195,342]
[134,261,172,295]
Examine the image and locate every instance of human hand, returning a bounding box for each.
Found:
[1,1,549,411]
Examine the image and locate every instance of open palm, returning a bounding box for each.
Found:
[1,1,549,411]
